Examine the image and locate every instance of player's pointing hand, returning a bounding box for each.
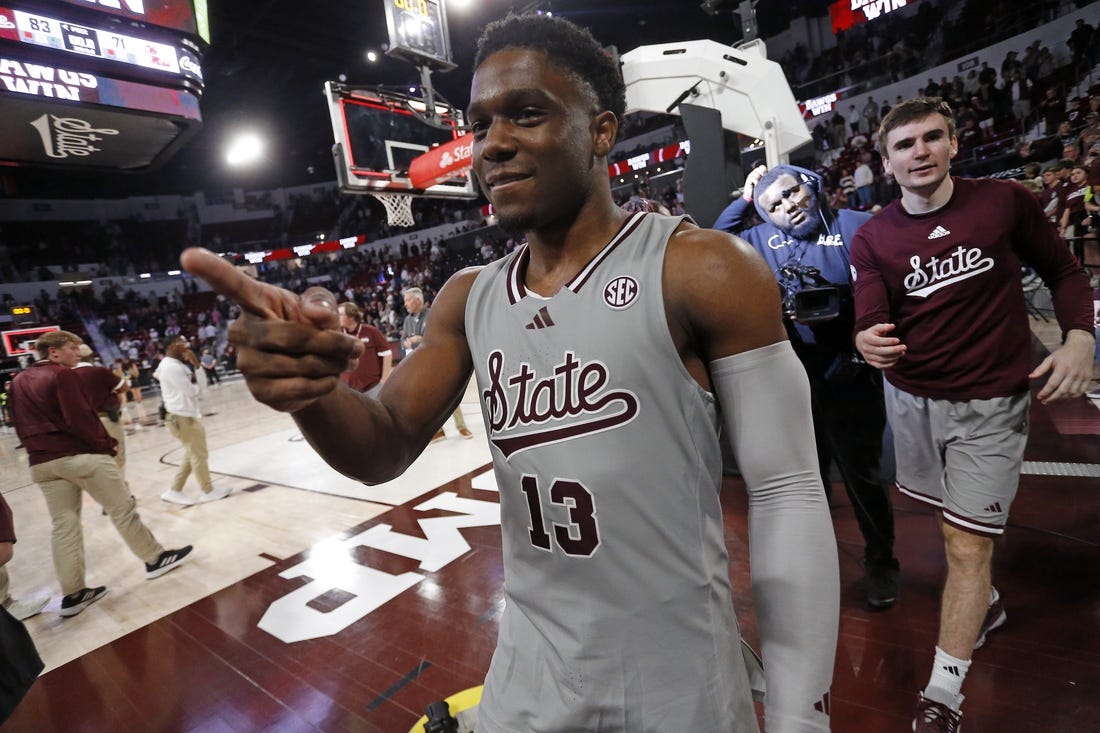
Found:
[180,247,363,413]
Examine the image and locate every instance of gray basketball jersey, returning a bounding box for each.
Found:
[465,213,758,732]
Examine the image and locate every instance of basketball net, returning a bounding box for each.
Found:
[369,191,417,228]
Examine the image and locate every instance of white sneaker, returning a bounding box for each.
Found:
[199,486,232,503]
[160,490,196,506]
[6,596,50,621]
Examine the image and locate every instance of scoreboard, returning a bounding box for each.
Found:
[0,0,206,171]
[52,0,208,41]
[382,0,454,71]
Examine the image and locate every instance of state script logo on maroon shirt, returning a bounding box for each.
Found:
[903,244,994,298]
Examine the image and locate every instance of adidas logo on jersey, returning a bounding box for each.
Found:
[927,225,951,239]
[984,501,1003,513]
[524,306,555,330]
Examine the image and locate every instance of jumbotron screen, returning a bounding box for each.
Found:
[54,0,208,42]
[830,0,921,35]
[0,0,205,171]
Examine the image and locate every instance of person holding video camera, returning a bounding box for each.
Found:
[714,164,900,609]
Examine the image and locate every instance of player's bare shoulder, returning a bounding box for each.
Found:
[428,266,485,335]
[661,216,785,358]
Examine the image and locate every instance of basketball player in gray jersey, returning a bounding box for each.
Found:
[182,14,839,732]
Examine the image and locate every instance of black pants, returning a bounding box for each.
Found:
[803,351,896,565]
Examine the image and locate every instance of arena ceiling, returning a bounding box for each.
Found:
[1,0,822,199]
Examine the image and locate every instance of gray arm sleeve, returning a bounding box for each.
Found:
[711,341,839,733]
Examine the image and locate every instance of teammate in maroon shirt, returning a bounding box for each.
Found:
[851,97,1094,733]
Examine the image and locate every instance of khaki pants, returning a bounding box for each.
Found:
[451,406,467,431]
[100,416,128,487]
[166,414,213,493]
[32,454,163,595]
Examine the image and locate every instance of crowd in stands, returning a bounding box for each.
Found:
[2,3,1098,387]
[779,0,941,95]
[798,16,1099,232]
[781,0,1091,101]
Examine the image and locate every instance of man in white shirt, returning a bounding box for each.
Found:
[154,336,230,504]
[853,156,876,210]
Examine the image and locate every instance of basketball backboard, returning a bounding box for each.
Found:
[3,325,60,357]
[325,81,475,199]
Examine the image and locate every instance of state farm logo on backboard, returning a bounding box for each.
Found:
[439,138,472,169]
[29,113,119,159]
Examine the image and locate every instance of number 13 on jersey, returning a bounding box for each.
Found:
[520,475,601,557]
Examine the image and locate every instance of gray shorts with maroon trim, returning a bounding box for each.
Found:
[884,382,1029,536]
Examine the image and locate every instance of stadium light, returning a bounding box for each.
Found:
[225,133,264,167]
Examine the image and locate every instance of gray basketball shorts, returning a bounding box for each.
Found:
[884,382,1030,536]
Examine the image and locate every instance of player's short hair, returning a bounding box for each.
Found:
[877,97,956,158]
[34,330,80,358]
[339,302,362,322]
[474,13,626,125]
[402,287,424,301]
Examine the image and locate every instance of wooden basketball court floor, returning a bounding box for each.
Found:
[1,328,1098,732]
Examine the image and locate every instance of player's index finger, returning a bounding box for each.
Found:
[180,247,277,318]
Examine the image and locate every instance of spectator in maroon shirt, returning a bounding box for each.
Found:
[853,97,1094,733]
[337,302,392,392]
[72,344,132,487]
[11,331,192,618]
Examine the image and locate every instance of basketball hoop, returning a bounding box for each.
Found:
[369,191,417,228]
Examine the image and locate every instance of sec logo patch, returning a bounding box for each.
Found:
[603,276,639,309]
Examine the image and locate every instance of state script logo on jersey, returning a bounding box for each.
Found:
[603,275,639,310]
[481,349,638,459]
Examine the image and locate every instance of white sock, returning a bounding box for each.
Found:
[925,646,970,710]
[989,586,999,606]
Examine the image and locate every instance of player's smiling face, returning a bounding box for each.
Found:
[467,47,605,235]
[882,113,957,197]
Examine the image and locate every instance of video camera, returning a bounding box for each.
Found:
[778,263,848,325]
